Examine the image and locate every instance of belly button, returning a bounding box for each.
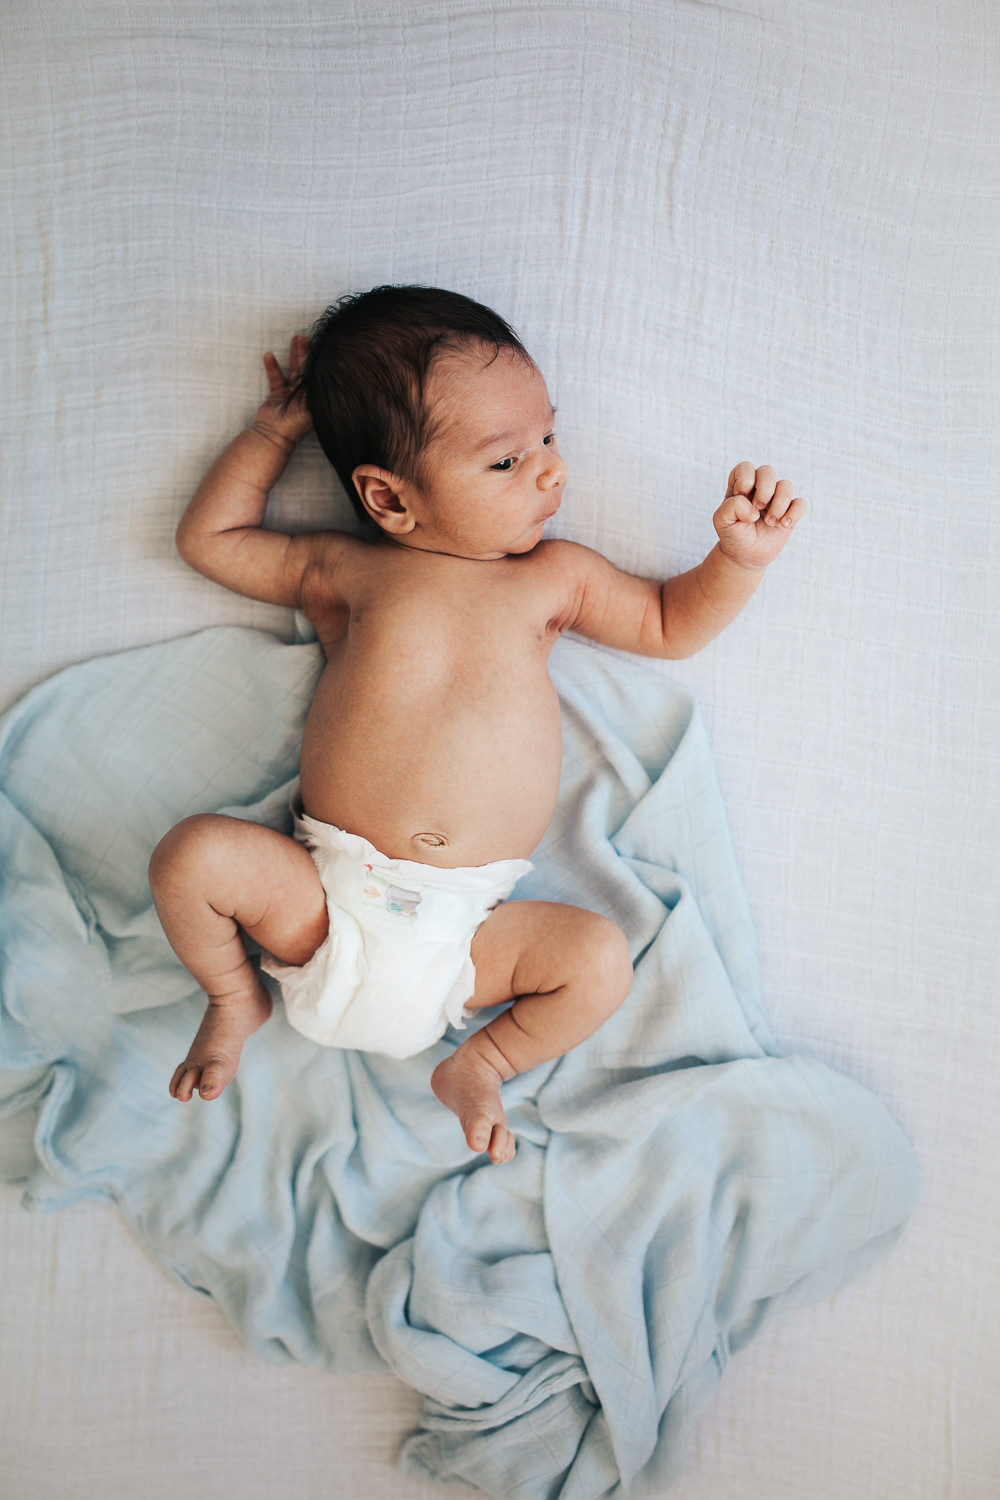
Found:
[413,831,448,850]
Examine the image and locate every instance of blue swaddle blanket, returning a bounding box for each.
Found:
[0,627,915,1497]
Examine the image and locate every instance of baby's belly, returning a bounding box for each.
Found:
[298,674,564,868]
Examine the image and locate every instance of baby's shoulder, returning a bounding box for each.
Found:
[527,537,608,593]
[519,538,608,630]
[531,538,599,567]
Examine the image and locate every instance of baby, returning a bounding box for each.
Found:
[149,284,805,1164]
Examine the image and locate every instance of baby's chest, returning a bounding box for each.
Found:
[360,567,561,654]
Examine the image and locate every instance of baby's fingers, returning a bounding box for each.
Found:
[727,460,758,497]
[774,493,807,529]
[759,477,795,525]
[728,463,787,515]
[715,492,760,530]
[262,335,309,389]
[262,349,287,393]
[762,492,807,532]
[748,465,778,511]
[288,332,310,376]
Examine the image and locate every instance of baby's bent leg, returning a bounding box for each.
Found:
[148,814,328,1101]
[431,901,632,1164]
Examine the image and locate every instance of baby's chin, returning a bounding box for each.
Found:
[507,520,552,554]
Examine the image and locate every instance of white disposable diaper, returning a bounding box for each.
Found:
[260,809,533,1059]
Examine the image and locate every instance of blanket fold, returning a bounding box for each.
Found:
[0,627,915,1498]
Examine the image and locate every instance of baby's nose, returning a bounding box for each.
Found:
[538,452,567,489]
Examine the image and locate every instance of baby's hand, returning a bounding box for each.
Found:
[713,462,806,569]
[251,334,313,448]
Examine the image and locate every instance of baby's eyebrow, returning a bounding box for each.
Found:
[474,407,557,453]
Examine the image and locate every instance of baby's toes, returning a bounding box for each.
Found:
[463,1110,496,1154]
[488,1125,516,1166]
[194,1056,234,1100]
[170,1062,201,1101]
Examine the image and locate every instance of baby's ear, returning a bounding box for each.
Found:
[352,466,415,534]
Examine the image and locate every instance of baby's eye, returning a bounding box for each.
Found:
[543,432,556,445]
[490,457,517,472]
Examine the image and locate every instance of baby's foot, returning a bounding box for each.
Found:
[170,982,272,1102]
[430,1043,516,1165]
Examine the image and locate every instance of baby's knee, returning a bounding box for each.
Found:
[148,813,235,894]
[579,914,633,1008]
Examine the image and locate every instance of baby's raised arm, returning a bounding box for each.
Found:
[556,463,806,659]
[176,337,344,608]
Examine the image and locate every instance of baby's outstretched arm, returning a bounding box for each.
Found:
[176,337,338,607]
[557,462,806,659]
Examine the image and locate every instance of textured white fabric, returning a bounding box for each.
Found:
[1,1,997,1497]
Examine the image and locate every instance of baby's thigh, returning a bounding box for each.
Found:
[468,900,632,1010]
[149,813,327,964]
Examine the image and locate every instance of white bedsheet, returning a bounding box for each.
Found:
[2,2,997,1497]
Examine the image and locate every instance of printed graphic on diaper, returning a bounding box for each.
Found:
[361,865,423,922]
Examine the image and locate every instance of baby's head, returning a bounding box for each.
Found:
[297,285,565,556]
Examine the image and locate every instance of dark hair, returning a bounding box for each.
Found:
[293,284,531,530]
